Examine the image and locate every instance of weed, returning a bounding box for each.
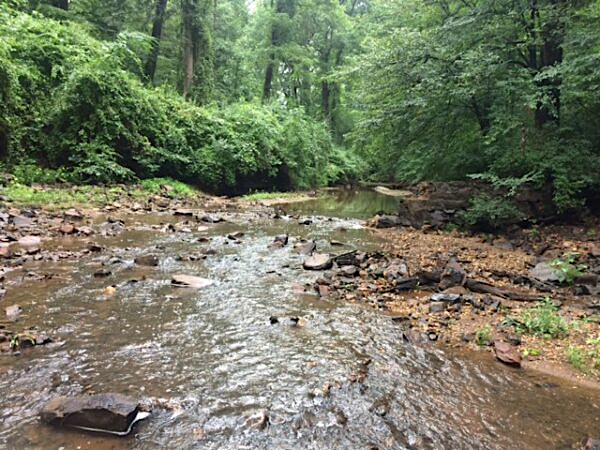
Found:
[139,178,196,198]
[550,253,586,285]
[566,346,587,371]
[475,325,492,346]
[511,298,569,339]
[522,348,541,359]
[241,191,304,201]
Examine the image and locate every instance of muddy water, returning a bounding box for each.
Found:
[1,201,599,449]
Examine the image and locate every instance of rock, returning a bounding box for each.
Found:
[0,245,12,258]
[64,209,83,220]
[77,226,94,236]
[134,255,159,267]
[369,214,403,229]
[88,243,104,252]
[583,437,600,450]
[330,240,344,246]
[94,269,112,278]
[5,305,22,321]
[577,273,599,286]
[40,393,146,435]
[104,286,117,296]
[296,240,316,256]
[429,302,447,314]
[12,215,33,227]
[333,251,363,266]
[430,293,462,303]
[298,218,312,225]
[171,274,214,288]
[494,341,522,367]
[340,265,359,276]
[303,253,333,271]
[317,284,330,297]
[403,329,428,344]
[529,262,559,283]
[227,231,244,240]
[269,316,279,324]
[59,224,75,234]
[383,261,409,280]
[18,235,41,247]
[199,214,224,223]
[439,258,466,289]
[173,209,194,217]
[273,235,288,246]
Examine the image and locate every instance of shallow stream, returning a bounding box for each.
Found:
[1,192,599,449]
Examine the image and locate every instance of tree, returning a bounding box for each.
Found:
[145,0,169,82]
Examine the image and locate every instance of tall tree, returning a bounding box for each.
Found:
[145,0,169,82]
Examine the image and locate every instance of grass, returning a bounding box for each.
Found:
[1,177,197,209]
[475,325,492,346]
[508,298,570,339]
[550,253,586,285]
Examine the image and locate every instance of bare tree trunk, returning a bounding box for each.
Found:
[145,0,169,83]
[182,0,195,98]
[262,0,276,101]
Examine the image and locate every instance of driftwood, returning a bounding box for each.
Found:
[464,279,542,302]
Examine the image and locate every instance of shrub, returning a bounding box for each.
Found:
[511,298,569,339]
[457,194,523,231]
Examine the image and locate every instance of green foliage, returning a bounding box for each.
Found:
[522,348,541,359]
[475,325,492,346]
[0,6,335,193]
[550,253,586,285]
[140,178,196,198]
[566,339,600,375]
[512,298,570,339]
[457,195,523,230]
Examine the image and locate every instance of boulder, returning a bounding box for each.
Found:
[64,209,83,220]
[59,224,76,234]
[369,214,403,229]
[171,274,214,288]
[439,258,466,289]
[296,240,316,256]
[303,253,333,271]
[494,341,522,367]
[134,255,159,267]
[429,302,446,314]
[40,393,146,435]
[529,262,559,283]
[18,235,41,247]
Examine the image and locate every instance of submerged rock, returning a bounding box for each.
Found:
[135,255,159,267]
[296,240,317,256]
[171,274,214,288]
[303,253,333,270]
[494,341,522,367]
[5,305,22,321]
[40,393,146,435]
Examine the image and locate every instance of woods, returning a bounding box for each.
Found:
[0,0,599,210]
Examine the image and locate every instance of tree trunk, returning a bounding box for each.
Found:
[262,0,276,101]
[182,0,196,98]
[145,0,169,83]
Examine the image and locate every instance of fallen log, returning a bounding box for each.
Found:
[465,279,542,302]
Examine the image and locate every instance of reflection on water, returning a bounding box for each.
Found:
[286,189,402,219]
[0,206,599,449]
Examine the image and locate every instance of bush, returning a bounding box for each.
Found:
[457,194,523,231]
[511,298,570,339]
[0,5,335,194]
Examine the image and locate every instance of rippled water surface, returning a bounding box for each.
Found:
[1,196,599,449]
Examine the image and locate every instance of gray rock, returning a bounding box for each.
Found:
[431,293,462,303]
[529,262,559,283]
[303,253,333,271]
[5,304,22,321]
[17,235,41,247]
[40,393,145,435]
[134,255,159,267]
[171,274,214,288]
[296,240,316,256]
[429,302,446,313]
[273,234,288,246]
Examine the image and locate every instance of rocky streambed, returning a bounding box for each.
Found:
[0,188,599,449]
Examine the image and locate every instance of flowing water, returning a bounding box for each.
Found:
[1,193,599,449]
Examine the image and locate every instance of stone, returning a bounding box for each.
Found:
[583,437,600,450]
[494,341,522,367]
[303,253,333,270]
[12,215,33,227]
[298,218,312,225]
[18,235,41,247]
[173,209,194,217]
[577,273,599,286]
[317,284,330,297]
[0,245,12,258]
[59,224,75,234]
[273,235,288,246]
[5,304,22,321]
[134,255,159,267]
[227,231,244,240]
[296,240,317,256]
[341,265,359,276]
[269,316,279,324]
[77,226,94,236]
[370,214,402,229]
[171,274,214,288]
[429,302,446,314]
[64,209,83,220]
[439,258,466,289]
[529,262,559,283]
[94,269,112,278]
[430,293,462,303]
[40,393,146,435]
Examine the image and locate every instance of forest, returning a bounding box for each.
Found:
[1,0,600,210]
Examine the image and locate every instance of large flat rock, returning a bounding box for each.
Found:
[40,393,143,434]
